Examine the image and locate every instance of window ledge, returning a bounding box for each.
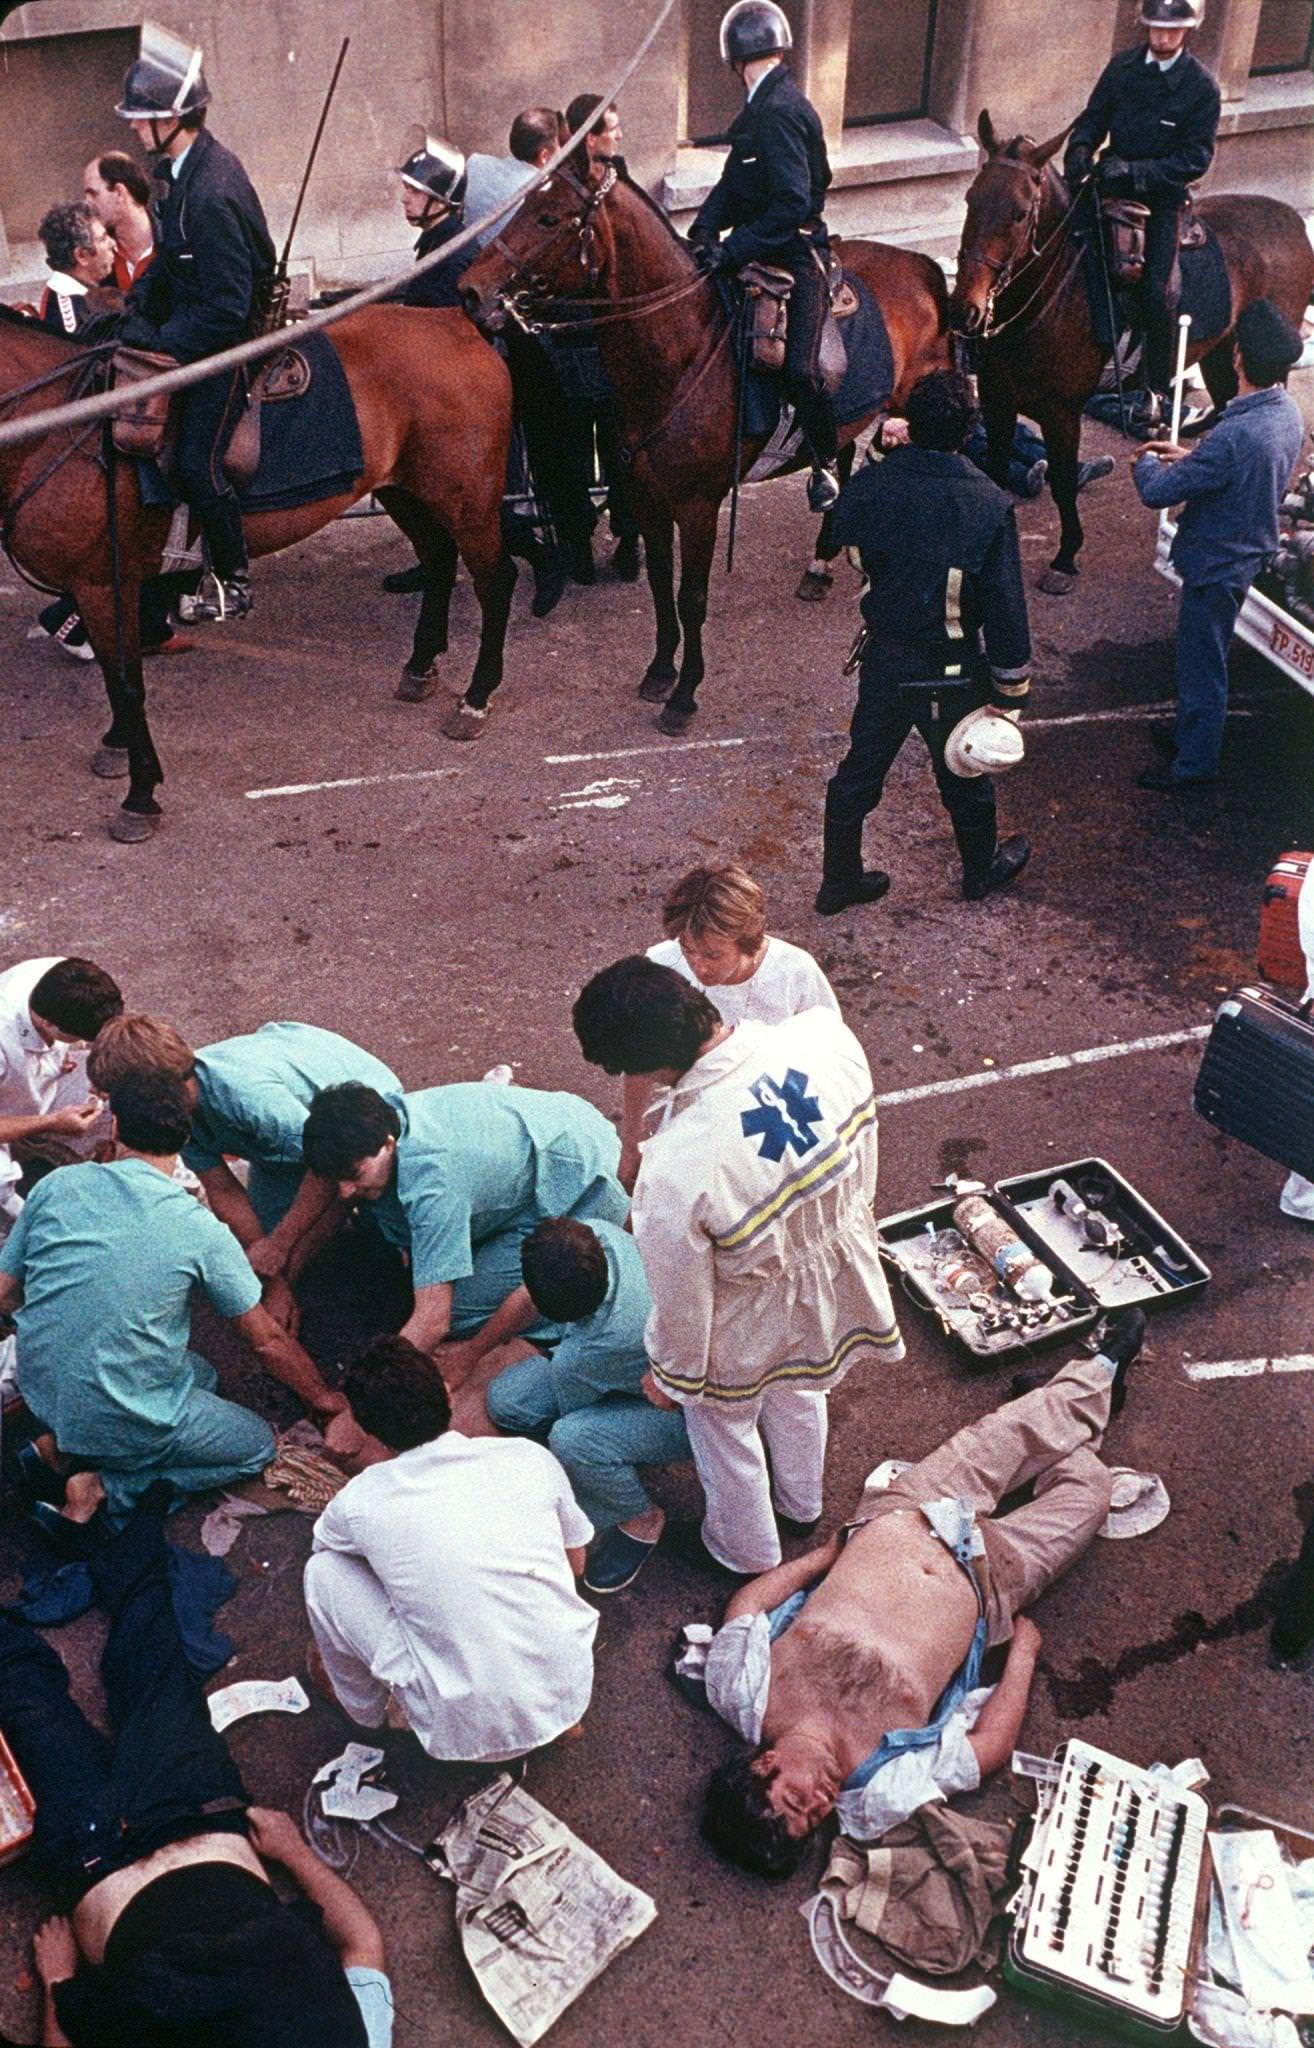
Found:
[663,118,977,213]
[1220,70,1314,135]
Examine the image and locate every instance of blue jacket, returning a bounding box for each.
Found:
[124,128,274,362]
[692,62,831,270]
[1066,45,1219,201]
[1134,385,1306,587]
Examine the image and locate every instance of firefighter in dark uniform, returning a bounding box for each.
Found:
[1065,0,1220,431]
[815,371,1033,913]
[688,0,840,512]
[115,26,275,621]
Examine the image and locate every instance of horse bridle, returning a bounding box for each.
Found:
[482,159,710,334]
[962,163,1090,340]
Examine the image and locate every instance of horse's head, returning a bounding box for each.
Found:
[948,111,1068,338]
[461,155,619,335]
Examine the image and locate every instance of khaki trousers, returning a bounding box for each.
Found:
[855,1356,1116,1645]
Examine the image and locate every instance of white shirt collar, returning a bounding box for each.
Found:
[746,59,783,101]
[170,141,194,179]
[43,270,87,296]
[1145,47,1184,70]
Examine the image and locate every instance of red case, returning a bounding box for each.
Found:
[0,1730,34,1865]
[1258,850,1312,992]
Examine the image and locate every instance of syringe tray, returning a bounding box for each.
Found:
[877,1158,1210,1364]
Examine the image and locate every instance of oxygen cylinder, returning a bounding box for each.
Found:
[952,1194,1054,1302]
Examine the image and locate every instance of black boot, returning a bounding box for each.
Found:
[958,823,1031,902]
[528,544,567,619]
[814,812,890,916]
[193,494,253,621]
[796,390,841,513]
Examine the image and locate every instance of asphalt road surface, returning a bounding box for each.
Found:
[3,401,1313,2047]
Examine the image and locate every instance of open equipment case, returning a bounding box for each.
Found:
[877,1160,1209,1364]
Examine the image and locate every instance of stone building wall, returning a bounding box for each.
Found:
[1,0,1310,293]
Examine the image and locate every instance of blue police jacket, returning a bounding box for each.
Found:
[124,127,274,363]
[692,61,831,269]
[1134,384,1306,587]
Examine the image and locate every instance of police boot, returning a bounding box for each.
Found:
[814,812,890,917]
[193,495,253,622]
[958,823,1031,901]
[797,393,841,513]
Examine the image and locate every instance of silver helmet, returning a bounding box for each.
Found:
[396,135,467,206]
[1139,0,1204,26]
[719,1,793,66]
[115,21,210,121]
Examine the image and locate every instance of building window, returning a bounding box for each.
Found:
[1251,0,1314,73]
[0,27,138,247]
[683,0,806,144]
[845,0,938,125]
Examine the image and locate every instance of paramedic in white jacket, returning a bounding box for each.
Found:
[572,956,904,1576]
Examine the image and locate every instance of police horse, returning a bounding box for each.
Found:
[462,156,952,735]
[950,112,1314,594]
[0,303,515,839]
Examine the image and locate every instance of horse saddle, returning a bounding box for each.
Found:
[736,249,858,395]
[222,345,313,490]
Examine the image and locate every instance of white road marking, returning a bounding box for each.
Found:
[1029,705,1254,732]
[555,777,640,798]
[245,768,462,800]
[545,736,751,765]
[874,1024,1210,1110]
[1183,1355,1314,1383]
[554,794,632,811]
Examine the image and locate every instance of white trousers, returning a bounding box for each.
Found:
[683,1383,829,1574]
[304,1550,428,1741]
[1280,1171,1314,1221]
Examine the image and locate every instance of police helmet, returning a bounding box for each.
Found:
[943,706,1026,779]
[1139,0,1204,26]
[115,20,210,120]
[396,135,467,206]
[720,1,793,66]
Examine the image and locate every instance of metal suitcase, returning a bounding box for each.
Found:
[1257,849,1312,992]
[1193,985,1314,1177]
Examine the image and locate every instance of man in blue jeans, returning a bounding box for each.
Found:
[1132,298,1305,791]
[0,1499,392,2045]
[486,1216,689,1594]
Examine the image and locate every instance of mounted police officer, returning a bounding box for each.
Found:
[815,371,1033,913]
[1065,0,1220,432]
[687,0,840,512]
[115,24,275,622]
[394,138,478,310]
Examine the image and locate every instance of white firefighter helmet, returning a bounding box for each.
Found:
[1139,0,1204,27]
[944,705,1026,779]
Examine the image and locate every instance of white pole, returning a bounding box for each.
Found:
[1168,312,1192,443]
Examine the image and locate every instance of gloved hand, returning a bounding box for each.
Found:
[117,312,163,351]
[1097,154,1131,185]
[1065,146,1093,185]
[688,231,722,275]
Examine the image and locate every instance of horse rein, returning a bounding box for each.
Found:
[970,172,1092,340]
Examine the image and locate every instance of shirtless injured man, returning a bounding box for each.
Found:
[698,1308,1146,1876]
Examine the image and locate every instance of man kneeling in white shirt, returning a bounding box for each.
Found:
[697,1310,1145,1876]
[305,1336,597,1763]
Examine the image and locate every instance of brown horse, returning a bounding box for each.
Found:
[461,158,951,733]
[949,111,1314,594]
[0,303,515,840]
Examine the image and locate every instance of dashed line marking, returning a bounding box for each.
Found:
[1183,1355,1314,1382]
[873,1025,1210,1110]
[246,768,462,800]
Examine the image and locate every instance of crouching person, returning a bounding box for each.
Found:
[305,1335,598,1761]
[698,1312,1144,1876]
[0,1071,355,1529]
[486,1217,690,1594]
[0,1498,391,2047]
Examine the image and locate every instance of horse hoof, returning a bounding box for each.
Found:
[795,569,834,604]
[1037,567,1077,596]
[442,699,490,742]
[91,746,131,780]
[657,701,695,737]
[108,805,160,844]
[396,666,440,704]
[638,671,674,704]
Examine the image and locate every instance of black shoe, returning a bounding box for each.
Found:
[611,536,642,581]
[584,1526,660,1594]
[776,1512,822,1540]
[814,870,891,917]
[660,1520,752,1578]
[569,545,596,586]
[962,834,1030,901]
[807,463,841,514]
[1136,765,1218,792]
[530,555,566,618]
[1092,1305,1146,1412]
[382,563,428,595]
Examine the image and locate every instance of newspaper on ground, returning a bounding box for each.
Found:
[426,1773,656,2046]
[206,1675,310,1733]
[314,1741,399,1822]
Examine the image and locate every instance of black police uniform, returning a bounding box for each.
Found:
[822,446,1032,885]
[123,127,275,520]
[401,215,472,309]
[1065,44,1219,395]
[692,60,836,463]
